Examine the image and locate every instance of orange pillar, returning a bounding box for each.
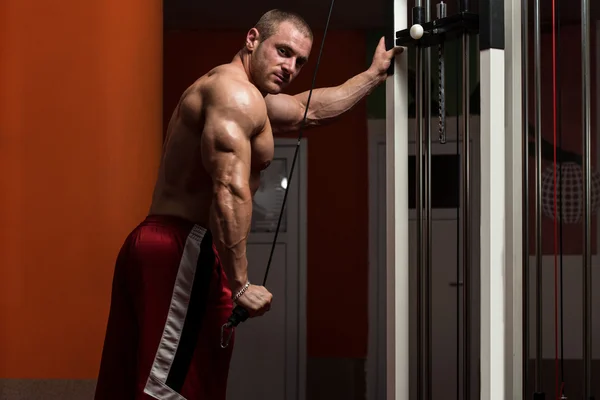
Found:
[0,0,162,378]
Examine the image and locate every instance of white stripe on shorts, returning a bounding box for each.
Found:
[143,224,206,400]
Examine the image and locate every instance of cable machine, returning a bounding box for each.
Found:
[388,0,594,399]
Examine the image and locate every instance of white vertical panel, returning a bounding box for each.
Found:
[479,48,506,400]
[504,0,523,397]
[386,0,409,399]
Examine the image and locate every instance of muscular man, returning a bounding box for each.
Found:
[94,9,402,400]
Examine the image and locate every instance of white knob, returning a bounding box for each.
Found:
[410,24,424,40]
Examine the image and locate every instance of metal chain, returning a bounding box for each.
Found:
[438,42,446,143]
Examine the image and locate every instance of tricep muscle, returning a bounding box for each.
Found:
[199,80,265,289]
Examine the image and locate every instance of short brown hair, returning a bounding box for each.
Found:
[254,9,313,41]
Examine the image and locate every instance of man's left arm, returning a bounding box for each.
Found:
[266,37,404,134]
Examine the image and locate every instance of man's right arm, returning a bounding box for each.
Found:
[201,83,274,317]
[201,90,260,295]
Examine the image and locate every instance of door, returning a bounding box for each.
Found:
[227,139,307,400]
[367,118,480,400]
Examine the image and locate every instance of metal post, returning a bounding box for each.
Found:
[385,1,410,400]
[480,0,507,396]
[581,0,592,398]
[413,2,425,399]
[416,45,424,400]
[521,1,530,399]
[461,30,471,400]
[385,0,410,398]
[521,0,530,397]
[423,2,432,400]
[458,2,471,399]
[533,0,544,397]
[504,0,524,396]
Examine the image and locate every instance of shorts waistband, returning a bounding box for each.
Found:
[143,213,208,232]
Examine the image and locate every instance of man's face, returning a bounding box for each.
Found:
[247,22,312,94]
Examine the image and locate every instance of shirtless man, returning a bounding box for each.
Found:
[94,9,402,400]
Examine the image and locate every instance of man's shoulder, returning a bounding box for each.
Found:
[202,65,264,107]
[199,65,267,131]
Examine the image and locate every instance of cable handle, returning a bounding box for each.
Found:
[220,306,249,348]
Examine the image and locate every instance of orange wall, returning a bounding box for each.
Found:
[163,30,370,358]
[0,0,163,378]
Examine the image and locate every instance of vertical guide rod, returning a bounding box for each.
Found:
[461,30,471,400]
[581,0,592,397]
[533,0,544,396]
[521,0,530,397]
[459,2,470,399]
[423,1,432,400]
[413,2,425,400]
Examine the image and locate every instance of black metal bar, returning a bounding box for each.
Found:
[396,12,479,48]
[479,0,505,51]
[461,30,471,400]
[416,49,425,400]
[556,0,565,391]
[423,2,433,400]
[533,0,544,396]
[581,0,592,397]
[454,29,461,400]
[414,5,425,400]
[385,0,395,76]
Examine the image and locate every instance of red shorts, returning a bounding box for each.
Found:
[94,215,235,400]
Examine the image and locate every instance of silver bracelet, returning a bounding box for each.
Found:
[232,281,250,302]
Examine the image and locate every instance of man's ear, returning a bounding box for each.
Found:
[245,28,260,52]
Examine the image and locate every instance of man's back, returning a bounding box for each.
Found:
[149,64,274,227]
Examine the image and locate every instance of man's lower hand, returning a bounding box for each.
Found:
[235,285,273,317]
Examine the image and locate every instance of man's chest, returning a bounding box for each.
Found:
[250,124,275,171]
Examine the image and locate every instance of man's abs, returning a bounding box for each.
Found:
[149,68,274,226]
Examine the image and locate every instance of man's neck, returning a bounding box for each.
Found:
[231,50,267,97]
